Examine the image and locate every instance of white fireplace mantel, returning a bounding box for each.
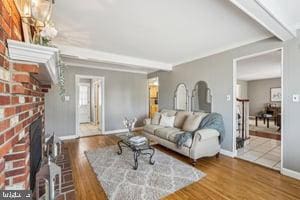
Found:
[7,39,60,84]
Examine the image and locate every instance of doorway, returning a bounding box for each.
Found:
[79,82,91,123]
[233,48,283,171]
[76,75,105,137]
[148,77,159,118]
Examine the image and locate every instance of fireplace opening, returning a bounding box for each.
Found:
[30,117,42,191]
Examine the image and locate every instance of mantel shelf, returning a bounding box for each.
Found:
[7,39,60,84]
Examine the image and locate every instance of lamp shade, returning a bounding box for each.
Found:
[14,0,52,24]
[31,0,53,23]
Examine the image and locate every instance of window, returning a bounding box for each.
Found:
[79,85,89,106]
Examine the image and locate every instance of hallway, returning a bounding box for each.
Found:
[79,123,101,137]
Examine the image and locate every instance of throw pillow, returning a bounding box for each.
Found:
[174,111,192,128]
[161,109,177,116]
[151,112,161,125]
[159,114,175,127]
[182,114,206,132]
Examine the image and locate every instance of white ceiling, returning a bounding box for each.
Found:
[52,0,272,70]
[237,50,281,81]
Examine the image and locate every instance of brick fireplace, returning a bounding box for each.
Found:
[0,0,49,190]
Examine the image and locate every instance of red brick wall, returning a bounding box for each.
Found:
[0,0,47,190]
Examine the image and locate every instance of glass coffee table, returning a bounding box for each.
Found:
[117,133,155,170]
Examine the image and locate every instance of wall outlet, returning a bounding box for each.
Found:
[226,95,231,101]
[292,94,299,102]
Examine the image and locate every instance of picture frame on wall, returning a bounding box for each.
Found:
[271,87,281,102]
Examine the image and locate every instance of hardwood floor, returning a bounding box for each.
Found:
[64,135,300,200]
[250,130,281,140]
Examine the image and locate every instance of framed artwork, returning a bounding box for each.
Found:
[270,87,281,102]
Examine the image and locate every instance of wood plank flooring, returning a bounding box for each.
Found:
[250,130,281,140]
[64,135,300,200]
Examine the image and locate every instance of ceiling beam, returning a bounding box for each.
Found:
[230,0,295,41]
[56,44,173,71]
[62,56,150,74]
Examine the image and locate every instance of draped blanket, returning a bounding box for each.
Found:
[175,113,225,148]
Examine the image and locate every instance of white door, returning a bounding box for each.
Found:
[79,84,91,123]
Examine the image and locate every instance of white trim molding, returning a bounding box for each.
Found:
[104,127,143,135]
[75,75,105,138]
[229,0,295,41]
[7,39,60,84]
[104,129,128,135]
[281,168,300,180]
[232,47,284,170]
[59,135,79,140]
[220,149,236,158]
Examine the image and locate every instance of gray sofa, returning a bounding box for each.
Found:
[143,109,221,164]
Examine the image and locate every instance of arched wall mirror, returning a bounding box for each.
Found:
[174,83,189,111]
[191,81,212,113]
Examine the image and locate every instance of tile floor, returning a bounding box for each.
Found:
[237,136,281,170]
[79,123,101,137]
[249,118,280,135]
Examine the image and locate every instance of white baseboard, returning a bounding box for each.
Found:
[104,129,128,135]
[281,167,300,180]
[59,135,79,140]
[104,127,144,135]
[220,149,235,158]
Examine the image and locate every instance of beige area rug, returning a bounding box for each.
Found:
[85,145,205,200]
[249,119,280,134]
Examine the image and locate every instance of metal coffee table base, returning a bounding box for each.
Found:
[117,141,155,170]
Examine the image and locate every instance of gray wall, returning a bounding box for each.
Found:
[45,65,148,136]
[248,78,281,116]
[282,32,300,173]
[79,78,91,84]
[149,37,283,152]
[149,35,300,173]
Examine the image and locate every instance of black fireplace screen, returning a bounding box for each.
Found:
[29,117,42,191]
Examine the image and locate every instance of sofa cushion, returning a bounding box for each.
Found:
[182,113,206,132]
[174,111,192,128]
[144,124,164,135]
[154,127,182,140]
[151,112,161,125]
[154,128,192,148]
[161,109,177,116]
[193,112,209,117]
[159,114,175,127]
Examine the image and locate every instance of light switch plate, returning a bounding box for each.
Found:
[292,94,299,102]
[226,95,231,101]
[64,96,70,101]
